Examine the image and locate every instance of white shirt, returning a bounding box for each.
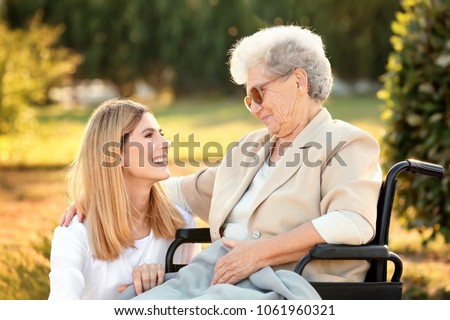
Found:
[48,206,199,300]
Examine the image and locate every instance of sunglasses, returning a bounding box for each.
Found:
[243,76,284,111]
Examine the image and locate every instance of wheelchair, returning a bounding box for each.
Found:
[165,159,445,299]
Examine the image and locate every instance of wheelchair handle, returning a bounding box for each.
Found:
[406,159,444,178]
[375,159,444,247]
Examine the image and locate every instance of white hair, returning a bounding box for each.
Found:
[228,25,333,103]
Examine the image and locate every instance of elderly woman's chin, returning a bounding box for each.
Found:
[263,120,280,135]
[268,125,288,138]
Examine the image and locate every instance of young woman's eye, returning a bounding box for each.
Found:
[145,133,153,138]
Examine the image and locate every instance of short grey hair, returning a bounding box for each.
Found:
[228,25,333,103]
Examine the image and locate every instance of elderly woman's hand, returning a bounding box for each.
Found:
[59,203,85,226]
[211,238,264,285]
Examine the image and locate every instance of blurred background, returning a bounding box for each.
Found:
[0,0,448,299]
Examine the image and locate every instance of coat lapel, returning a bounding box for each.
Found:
[250,108,333,213]
[208,132,274,232]
[209,108,333,234]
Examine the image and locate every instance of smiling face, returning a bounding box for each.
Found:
[121,112,171,185]
[246,63,316,140]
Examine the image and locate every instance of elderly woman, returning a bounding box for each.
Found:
[164,25,381,288]
[61,25,381,298]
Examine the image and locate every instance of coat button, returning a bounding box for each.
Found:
[252,230,261,239]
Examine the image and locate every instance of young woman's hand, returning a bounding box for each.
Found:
[117,263,165,296]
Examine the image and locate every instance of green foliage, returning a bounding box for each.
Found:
[251,0,400,82]
[0,236,51,300]
[0,13,81,134]
[3,0,398,95]
[403,273,450,299]
[378,0,450,242]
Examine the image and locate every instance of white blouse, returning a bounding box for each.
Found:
[48,206,199,300]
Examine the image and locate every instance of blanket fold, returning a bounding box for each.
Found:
[126,240,320,300]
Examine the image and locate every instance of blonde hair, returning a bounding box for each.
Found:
[67,98,184,260]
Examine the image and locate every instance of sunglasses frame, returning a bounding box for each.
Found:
[244,74,289,111]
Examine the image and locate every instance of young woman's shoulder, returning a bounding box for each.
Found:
[50,216,89,278]
[52,216,88,247]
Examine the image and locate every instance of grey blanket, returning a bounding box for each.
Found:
[126,240,321,300]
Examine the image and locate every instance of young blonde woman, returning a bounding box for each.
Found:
[48,98,199,299]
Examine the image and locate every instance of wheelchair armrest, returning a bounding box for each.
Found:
[308,244,389,259]
[294,244,403,282]
[165,228,212,273]
[174,228,212,242]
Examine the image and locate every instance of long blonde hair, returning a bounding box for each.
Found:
[67,98,184,260]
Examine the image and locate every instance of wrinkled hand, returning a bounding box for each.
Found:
[59,203,85,226]
[211,238,263,286]
[118,263,165,296]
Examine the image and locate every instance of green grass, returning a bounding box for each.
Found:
[0,236,51,300]
[325,95,385,139]
[0,95,385,169]
[0,105,90,168]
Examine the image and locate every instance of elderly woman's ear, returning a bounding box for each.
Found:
[294,68,308,95]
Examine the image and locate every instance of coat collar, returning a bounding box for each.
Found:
[209,108,333,232]
[249,108,333,213]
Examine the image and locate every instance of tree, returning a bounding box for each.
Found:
[252,0,400,83]
[3,0,399,96]
[0,14,81,134]
[378,0,450,242]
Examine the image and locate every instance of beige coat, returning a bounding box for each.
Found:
[179,108,382,282]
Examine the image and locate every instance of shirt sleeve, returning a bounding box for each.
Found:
[48,218,88,300]
[164,166,217,224]
[163,177,192,213]
[312,210,374,245]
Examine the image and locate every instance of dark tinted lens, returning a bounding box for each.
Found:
[250,87,263,104]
